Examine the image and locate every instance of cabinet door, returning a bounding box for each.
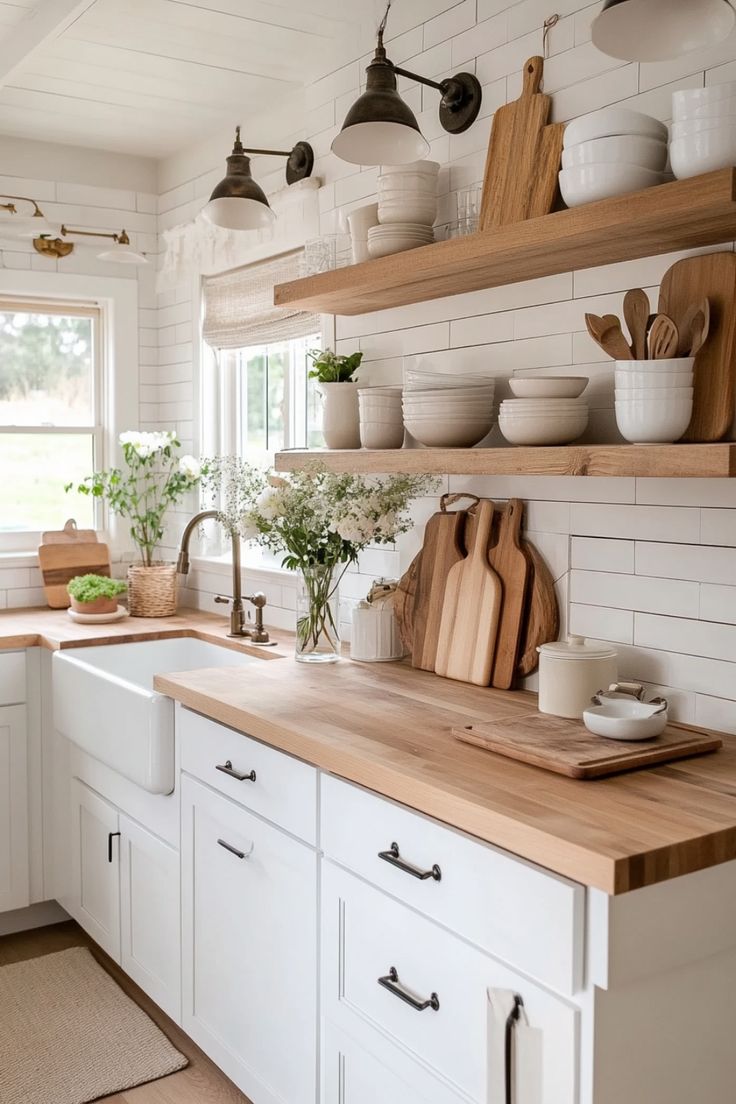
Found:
[181,775,318,1104]
[69,778,121,961]
[119,815,180,1023]
[0,705,28,912]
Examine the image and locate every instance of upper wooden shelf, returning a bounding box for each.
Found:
[275,443,736,478]
[274,169,736,316]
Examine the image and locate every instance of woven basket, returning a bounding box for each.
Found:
[127,562,178,618]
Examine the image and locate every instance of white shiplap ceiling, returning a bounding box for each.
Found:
[0,0,380,157]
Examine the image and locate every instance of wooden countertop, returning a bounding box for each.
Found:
[2,607,735,896]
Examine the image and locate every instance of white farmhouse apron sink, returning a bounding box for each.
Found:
[53,638,254,794]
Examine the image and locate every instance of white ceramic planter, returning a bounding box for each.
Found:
[319,381,361,449]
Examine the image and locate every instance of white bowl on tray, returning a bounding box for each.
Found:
[562,134,667,172]
[583,697,668,740]
[559,163,664,207]
[564,107,668,147]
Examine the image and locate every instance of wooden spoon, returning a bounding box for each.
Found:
[623,289,650,360]
[648,314,679,359]
[677,298,710,357]
[585,313,633,361]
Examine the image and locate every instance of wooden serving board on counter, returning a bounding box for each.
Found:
[37,541,111,609]
[411,505,467,672]
[454,714,722,779]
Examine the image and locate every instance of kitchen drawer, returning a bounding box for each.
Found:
[179,706,317,845]
[323,861,578,1104]
[0,651,25,705]
[321,775,583,995]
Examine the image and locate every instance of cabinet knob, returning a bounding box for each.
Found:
[216,759,256,783]
[377,967,439,1012]
[378,842,441,882]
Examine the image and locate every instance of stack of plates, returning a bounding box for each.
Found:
[402,370,495,447]
[368,222,434,259]
[559,108,668,207]
[671,83,736,179]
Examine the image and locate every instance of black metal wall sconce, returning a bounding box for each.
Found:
[332,1,482,166]
[202,126,314,231]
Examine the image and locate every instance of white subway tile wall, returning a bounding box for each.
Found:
[0,2,734,729]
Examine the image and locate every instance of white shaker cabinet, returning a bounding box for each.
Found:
[0,703,29,912]
[181,774,318,1104]
[68,778,120,960]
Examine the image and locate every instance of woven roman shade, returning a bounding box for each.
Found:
[202,250,318,349]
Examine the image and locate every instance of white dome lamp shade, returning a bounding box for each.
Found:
[203,126,314,231]
[97,230,148,265]
[332,4,482,166]
[0,194,57,238]
[592,0,735,61]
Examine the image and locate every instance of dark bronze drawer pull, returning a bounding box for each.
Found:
[505,994,524,1104]
[378,967,439,1012]
[216,759,256,783]
[217,837,246,859]
[378,842,441,882]
[107,830,120,864]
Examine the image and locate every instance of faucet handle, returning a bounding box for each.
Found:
[214,594,232,605]
[246,591,267,608]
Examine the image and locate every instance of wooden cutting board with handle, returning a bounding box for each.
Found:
[434,499,502,685]
[489,499,529,690]
[516,540,560,678]
[658,252,736,441]
[394,551,421,654]
[479,56,564,231]
[411,493,478,672]
[37,540,111,609]
[41,518,98,545]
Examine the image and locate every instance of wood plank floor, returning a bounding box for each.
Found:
[0,920,252,1104]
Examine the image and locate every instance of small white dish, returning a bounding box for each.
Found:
[614,371,693,389]
[559,163,663,207]
[614,356,695,374]
[67,604,130,625]
[562,134,667,172]
[509,376,589,399]
[583,698,668,741]
[670,128,736,179]
[673,83,736,112]
[564,107,668,148]
[673,97,736,122]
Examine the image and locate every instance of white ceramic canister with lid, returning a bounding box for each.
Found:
[537,635,618,719]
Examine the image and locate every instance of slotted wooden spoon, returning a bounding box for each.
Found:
[648,314,679,359]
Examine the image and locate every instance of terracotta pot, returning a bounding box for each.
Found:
[318,381,361,449]
[70,595,119,615]
[127,562,178,618]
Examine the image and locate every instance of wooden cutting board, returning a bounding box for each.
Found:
[659,252,736,441]
[516,540,559,678]
[394,551,421,654]
[453,713,722,779]
[435,500,502,685]
[489,499,529,690]
[411,500,470,672]
[37,541,111,609]
[41,518,98,545]
[479,56,564,231]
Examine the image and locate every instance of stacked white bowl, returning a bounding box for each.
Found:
[402,369,495,448]
[499,376,589,445]
[559,108,668,207]
[670,83,736,179]
[369,161,438,259]
[358,386,404,449]
[614,357,694,443]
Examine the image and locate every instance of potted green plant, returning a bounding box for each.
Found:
[308,348,363,449]
[67,431,204,617]
[67,574,128,615]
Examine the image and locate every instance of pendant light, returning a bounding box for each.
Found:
[202,127,314,231]
[592,0,735,62]
[332,1,482,166]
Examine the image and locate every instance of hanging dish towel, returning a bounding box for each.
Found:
[487,988,543,1104]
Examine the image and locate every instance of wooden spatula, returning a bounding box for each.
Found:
[435,500,502,685]
[489,500,529,690]
[623,289,650,360]
[585,313,632,360]
[648,314,679,359]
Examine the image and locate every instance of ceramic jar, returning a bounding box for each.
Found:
[537,635,618,719]
[318,382,361,449]
[350,601,405,662]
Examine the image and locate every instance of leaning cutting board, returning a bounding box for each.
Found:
[479,56,565,230]
[435,499,502,685]
[659,252,736,441]
[489,499,529,690]
[394,551,421,654]
[41,518,98,545]
[412,494,477,672]
[516,540,560,678]
[453,714,722,779]
[37,541,111,609]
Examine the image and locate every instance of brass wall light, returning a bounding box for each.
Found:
[0,194,56,237]
[34,225,148,265]
[332,1,482,166]
[202,126,315,231]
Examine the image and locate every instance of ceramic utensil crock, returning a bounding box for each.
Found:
[537,634,618,719]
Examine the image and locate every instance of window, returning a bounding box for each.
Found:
[0,300,102,534]
[218,333,322,462]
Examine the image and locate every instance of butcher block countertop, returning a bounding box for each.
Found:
[2,607,735,895]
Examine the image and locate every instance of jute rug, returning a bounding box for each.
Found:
[0,946,187,1104]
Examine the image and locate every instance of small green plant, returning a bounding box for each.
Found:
[307,348,363,383]
[67,574,128,604]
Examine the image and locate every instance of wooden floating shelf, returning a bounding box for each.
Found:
[274,169,736,316]
[275,444,736,478]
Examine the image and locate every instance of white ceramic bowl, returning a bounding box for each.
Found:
[404,420,492,447]
[368,237,430,258]
[562,134,667,172]
[673,97,736,122]
[559,163,663,207]
[378,207,437,226]
[361,412,404,427]
[508,376,589,398]
[670,129,736,179]
[673,83,736,112]
[616,386,693,399]
[360,422,405,449]
[583,698,668,740]
[359,391,403,403]
[615,372,693,389]
[403,385,495,399]
[499,412,588,445]
[615,397,692,442]
[379,160,440,176]
[500,397,587,411]
[670,116,736,139]
[404,373,495,391]
[564,108,668,148]
[614,356,695,374]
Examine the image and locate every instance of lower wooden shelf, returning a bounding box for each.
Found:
[274,444,736,478]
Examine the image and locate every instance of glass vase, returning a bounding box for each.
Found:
[296,564,341,663]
